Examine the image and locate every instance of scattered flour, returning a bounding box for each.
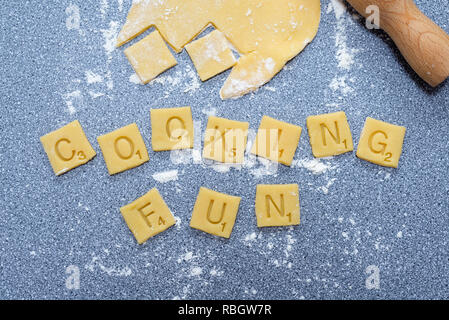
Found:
[330,0,358,70]
[85,255,132,276]
[328,0,359,97]
[100,20,119,93]
[292,158,334,175]
[62,90,83,115]
[178,251,195,263]
[190,266,203,276]
[88,91,105,98]
[100,0,109,19]
[101,21,119,58]
[329,76,354,95]
[201,107,217,117]
[85,70,104,84]
[152,170,179,183]
[318,178,337,194]
[149,65,200,97]
[129,73,142,84]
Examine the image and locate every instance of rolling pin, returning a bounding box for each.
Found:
[346,0,449,87]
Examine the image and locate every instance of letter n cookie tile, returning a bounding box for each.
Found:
[97,123,149,175]
[120,188,176,244]
[190,187,241,238]
[150,106,194,151]
[250,116,302,166]
[306,111,353,158]
[255,184,300,227]
[40,120,96,175]
[356,117,406,168]
[203,116,249,163]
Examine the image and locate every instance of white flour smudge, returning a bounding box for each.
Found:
[292,158,335,175]
[330,0,358,70]
[101,21,119,58]
[328,0,359,96]
[318,178,337,194]
[329,75,354,95]
[62,90,83,115]
[129,73,142,84]
[85,255,132,276]
[85,70,104,84]
[117,0,123,12]
[190,266,203,276]
[152,170,179,183]
[88,91,105,98]
[100,0,109,19]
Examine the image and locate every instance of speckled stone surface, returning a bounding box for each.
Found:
[1,0,449,299]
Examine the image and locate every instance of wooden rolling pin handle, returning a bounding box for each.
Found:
[347,0,449,87]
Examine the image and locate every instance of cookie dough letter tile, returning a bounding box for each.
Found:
[356,117,406,168]
[40,120,96,176]
[150,106,194,151]
[203,116,249,163]
[97,123,149,175]
[124,30,177,84]
[120,188,176,244]
[250,116,302,166]
[255,184,300,227]
[185,30,237,81]
[306,111,353,158]
[190,187,241,239]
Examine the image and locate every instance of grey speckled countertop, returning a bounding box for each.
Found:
[1,0,449,299]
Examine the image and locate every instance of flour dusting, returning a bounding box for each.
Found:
[328,0,359,97]
[62,90,83,114]
[129,73,142,84]
[292,158,335,175]
[85,70,104,84]
[152,170,179,183]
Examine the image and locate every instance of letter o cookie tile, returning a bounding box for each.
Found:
[97,123,149,175]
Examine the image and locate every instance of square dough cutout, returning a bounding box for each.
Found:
[120,188,176,244]
[150,106,194,151]
[306,111,353,158]
[97,123,149,175]
[255,184,300,227]
[124,30,177,84]
[185,30,237,81]
[190,187,241,238]
[250,116,302,166]
[40,120,96,176]
[356,117,406,168]
[203,116,249,163]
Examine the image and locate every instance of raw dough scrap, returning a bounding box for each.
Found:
[185,30,236,81]
[116,0,321,99]
[40,120,96,176]
[202,116,249,164]
[190,187,241,238]
[97,123,149,175]
[124,30,177,84]
[356,117,406,168]
[250,115,302,166]
[255,184,300,227]
[120,188,176,244]
[150,106,194,151]
[306,111,353,158]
